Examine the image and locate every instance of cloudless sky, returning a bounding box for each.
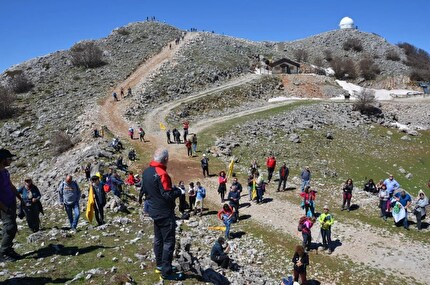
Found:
[1,0,429,73]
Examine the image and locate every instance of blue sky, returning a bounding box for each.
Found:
[1,0,429,73]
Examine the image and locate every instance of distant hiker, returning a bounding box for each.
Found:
[111,137,123,152]
[341,178,353,212]
[378,183,389,221]
[120,87,124,98]
[266,153,276,183]
[18,178,42,233]
[182,120,189,141]
[195,181,206,216]
[249,159,259,176]
[394,189,411,230]
[138,127,145,142]
[128,126,134,140]
[318,205,334,253]
[128,149,137,161]
[299,216,315,251]
[247,174,254,201]
[255,171,265,204]
[277,162,289,192]
[300,166,311,192]
[90,175,106,226]
[363,178,377,194]
[188,182,196,212]
[178,181,187,215]
[191,133,198,155]
[211,237,233,269]
[218,204,235,239]
[58,175,81,231]
[300,186,316,217]
[201,154,209,177]
[231,177,243,195]
[172,128,180,144]
[185,139,192,157]
[139,148,184,281]
[116,155,127,171]
[227,185,240,219]
[84,163,91,181]
[108,170,124,197]
[292,245,309,284]
[0,149,23,261]
[166,129,171,144]
[414,190,428,230]
[384,174,400,197]
[112,92,118,101]
[127,87,132,97]
[218,171,227,203]
[169,43,172,50]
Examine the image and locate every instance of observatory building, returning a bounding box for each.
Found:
[339,17,355,29]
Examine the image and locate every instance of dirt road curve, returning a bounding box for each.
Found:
[98,33,430,284]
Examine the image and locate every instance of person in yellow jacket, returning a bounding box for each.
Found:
[318,205,334,254]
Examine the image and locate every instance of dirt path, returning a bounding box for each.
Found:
[98,37,430,284]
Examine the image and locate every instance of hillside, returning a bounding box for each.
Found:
[1,21,430,285]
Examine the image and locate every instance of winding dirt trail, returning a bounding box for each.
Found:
[98,35,430,284]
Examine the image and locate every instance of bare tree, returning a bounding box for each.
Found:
[52,131,74,154]
[343,38,363,52]
[353,88,377,114]
[293,49,309,62]
[359,58,380,80]
[6,70,33,94]
[0,85,16,119]
[323,49,333,62]
[70,41,104,68]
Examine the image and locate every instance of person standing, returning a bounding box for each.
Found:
[201,154,209,177]
[218,171,227,203]
[0,149,22,261]
[300,166,311,192]
[128,127,134,140]
[112,92,118,101]
[188,182,196,213]
[414,190,428,230]
[84,163,91,181]
[58,175,81,231]
[185,139,192,157]
[277,162,289,192]
[18,178,42,232]
[191,134,198,155]
[138,127,145,142]
[227,185,240,219]
[318,205,334,254]
[166,129,171,144]
[231,177,243,195]
[378,184,389,221]
[301,217,315,252]
[394,189,412,230]
[384,174,400,197]
[341,178,354,212]
[139,148,183,281]
[182,120,189,142]
[178,181,187,216]
[195,181,206,216]
[265,153,276,183]
[300,186,316,217]
[90,176,106,226]
[292,245,309,284]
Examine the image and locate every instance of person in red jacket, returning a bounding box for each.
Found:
[217,204,235,239]
[218,171,227,203]
[266,153,276,183]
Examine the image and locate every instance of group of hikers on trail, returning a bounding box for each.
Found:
[127,126,145,142]
[112,87,132,101]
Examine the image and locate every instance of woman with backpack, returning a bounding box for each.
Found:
[298,216,315,252]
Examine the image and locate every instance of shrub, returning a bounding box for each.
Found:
[52,131,74,154]
[331,57,357,79]
[353,88,377,114]
[313,57,323,67]
[70,41,104,68]
[398,42,430,81]
[343,38,363,52]
[386,49,400,61]
[6,70,33,93]
[116,27,130,36]
[0,85,16,119]
[293,49,308,62]
[359,58,380,80]
[323,49,333,62]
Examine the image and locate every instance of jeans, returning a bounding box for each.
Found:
[153,216,176,277]
[403,210,409,229]
[0,204,17,255]
[223,215,232,238]
[256,187,263,203]
[64,202,80,229]
[320,228,332,250]
[301,180,310,192]
[267,167,275,182]
[302,232,311,251]
[23,203,40,232]
[277,177,287,191]
[415,211,425,230]
[248,186,252,200]
[379,200,387,218]
[202,166,209,177]
[192,143,197,154]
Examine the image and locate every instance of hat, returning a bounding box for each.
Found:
[323,205,329,210]
[0,149,16,159]
[202,153,206,157]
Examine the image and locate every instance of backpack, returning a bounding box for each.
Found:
[103,178,112,193]
[298,216,308,232]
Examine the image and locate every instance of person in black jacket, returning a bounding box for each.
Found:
[210,237,232,269]
[292,245,309,284]
[277,162,289,192]
[139,148,183,281]
[90,176,106,226]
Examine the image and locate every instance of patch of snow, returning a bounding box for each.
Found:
[268,96,322,103]
[335,80,421,101]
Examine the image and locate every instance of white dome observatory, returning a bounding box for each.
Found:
[339,17,355,29]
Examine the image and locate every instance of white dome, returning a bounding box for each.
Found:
[339,17,355,29]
